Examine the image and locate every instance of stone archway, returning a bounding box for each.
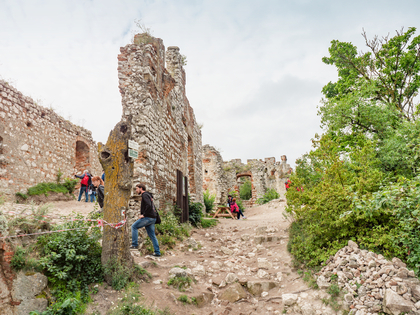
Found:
[75,140,90,173]
[236,171,257,208]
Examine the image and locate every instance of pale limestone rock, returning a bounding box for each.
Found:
[225,273,238,284]
[257,269,270,279]
[192,265,206,277]
[282,293,298,306]
[257,258,272,269]
[316,275,330,289]
[383,288,414,315]
[218,283,247,303]
[221,246,233,255]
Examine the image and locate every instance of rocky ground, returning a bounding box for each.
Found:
[88,199,338,315]
[5,198,418,314]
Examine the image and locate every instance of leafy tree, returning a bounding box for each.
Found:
[321,27,420,126]
[239,178,252,200]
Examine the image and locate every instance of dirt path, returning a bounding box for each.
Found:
[126,199,321,315]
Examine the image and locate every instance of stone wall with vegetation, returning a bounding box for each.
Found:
[117,34,203,215]
[202,145,291,207]
[0,80,102,199]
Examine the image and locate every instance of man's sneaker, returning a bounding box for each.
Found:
[130,245,138,250]
[152,253,161,257]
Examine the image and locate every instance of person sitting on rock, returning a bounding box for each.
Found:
[230,198,247,220]
[91,176,104,210]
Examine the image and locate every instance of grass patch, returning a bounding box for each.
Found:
[200,218,218,228]
[167,276,193,292]
[103,258,152,291]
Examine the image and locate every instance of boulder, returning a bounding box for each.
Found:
[241,234,250,241]
[225,273,238,284]
[282,293,298,306]
[169,267,192,278]
[218,283,247,303]
[192,265,206,277]
[383,288,414,315]
[11,272,48,315]
[192,292,214,308]
[316,275,330,289]
[17,298,48,315]
[257,258,272,270]
[221,246,233,256]
[348,240,358,248]
[257,269,269,279]
[247,281,277,296]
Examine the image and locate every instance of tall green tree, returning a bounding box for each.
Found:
[321,27,420,133]
[320,27,420,177]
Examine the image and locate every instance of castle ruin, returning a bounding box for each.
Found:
[0,81,102,199]
[202,145,292,207]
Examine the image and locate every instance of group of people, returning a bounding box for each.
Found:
[74,170,105,209]
[227,195,247,220]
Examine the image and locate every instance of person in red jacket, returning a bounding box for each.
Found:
[285,179,291,191]
[75,170,91,202]
[230,198,247,220]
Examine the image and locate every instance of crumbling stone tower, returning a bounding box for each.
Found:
[117,34,203,219]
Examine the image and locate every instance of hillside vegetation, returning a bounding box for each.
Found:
[286,27,420,274]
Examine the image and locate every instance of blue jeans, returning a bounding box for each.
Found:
[131,217,160,255]
[90,192,96,202]
[78,186,88,202]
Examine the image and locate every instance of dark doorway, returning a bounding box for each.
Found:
[75,141,90,172]
[176,169,189,223]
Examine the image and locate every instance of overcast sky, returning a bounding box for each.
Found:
[1,0,419,167]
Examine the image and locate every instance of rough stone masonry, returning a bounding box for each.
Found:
[0,80,102,199]
[202,145,292,207]
[117,34,203,225]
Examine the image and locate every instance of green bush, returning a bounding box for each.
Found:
[62,178,79,194]
[188,195,204,227]
[256,188,280,205]
[37,215,103,295]
[239,179,252,200]
[10,246,26,271]
[203,189,215,213]
[15,192,28,200]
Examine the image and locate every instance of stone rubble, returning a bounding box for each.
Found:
[315,240,420,315]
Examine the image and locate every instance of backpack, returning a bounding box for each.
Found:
[81,174,89,186]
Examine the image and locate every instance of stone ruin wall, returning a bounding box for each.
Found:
[202,145,291,208]
[0,80,102,199]
[117,34,203,226]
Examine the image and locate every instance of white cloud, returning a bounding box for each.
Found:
[1,0,419,168]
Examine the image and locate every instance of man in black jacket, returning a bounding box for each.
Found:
[130,183,161,256]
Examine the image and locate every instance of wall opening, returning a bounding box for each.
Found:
[0,136,3,155]
[187,136,196,194]
[75,141,90,173]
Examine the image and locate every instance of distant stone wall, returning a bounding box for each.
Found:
[202,146,291,208]
[117,34,203,221]
[0,80,102,199]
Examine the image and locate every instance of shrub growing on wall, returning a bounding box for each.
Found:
[203,189,215,213]
[239,179,252,200]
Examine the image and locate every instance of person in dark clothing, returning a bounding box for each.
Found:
[130,183,160,256]
[75,170,91,202]
[91,176,104,209]
[227,195,233,208]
